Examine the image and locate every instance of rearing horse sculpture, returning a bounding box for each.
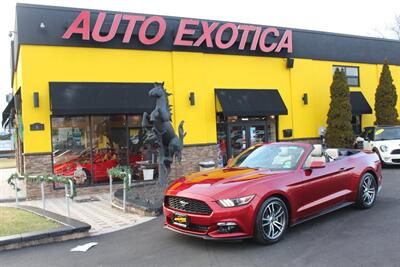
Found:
[142,83,186,186]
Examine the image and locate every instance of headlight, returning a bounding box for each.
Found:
[380,145,388,152]
[217,195,255,208]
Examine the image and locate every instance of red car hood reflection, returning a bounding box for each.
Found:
[166,167,292,199]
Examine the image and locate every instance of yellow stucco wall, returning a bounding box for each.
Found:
[14,45,400,153]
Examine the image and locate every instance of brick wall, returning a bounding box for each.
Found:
[169,144,218,180]
[24,153,53,200]
[23,153,124,200]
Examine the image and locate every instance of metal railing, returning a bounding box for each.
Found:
[9,174,75,217]
[109,172,131,212]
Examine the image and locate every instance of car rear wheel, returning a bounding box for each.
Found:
[356,173,377,209]
[254,197,289,245]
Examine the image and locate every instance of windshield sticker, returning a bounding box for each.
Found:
[375,129,384,135]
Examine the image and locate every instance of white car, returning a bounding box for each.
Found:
[356,126,400,165]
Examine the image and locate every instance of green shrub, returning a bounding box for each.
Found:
[326,69,354,148]
[374,60,399,125]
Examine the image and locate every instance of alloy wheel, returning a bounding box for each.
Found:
[362,175,376,206]
[261,201,287,239]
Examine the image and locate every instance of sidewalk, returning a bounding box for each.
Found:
[0,167,26,201]
[1,193,155,236]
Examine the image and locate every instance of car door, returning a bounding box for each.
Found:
[293,156,352,220]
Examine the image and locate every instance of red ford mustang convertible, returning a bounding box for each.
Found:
[163,142,382,244]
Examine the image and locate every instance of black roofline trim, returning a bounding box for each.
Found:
[12,3,400,74]
[16,3,400,44]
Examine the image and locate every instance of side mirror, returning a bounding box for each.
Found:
[309,160,326,169]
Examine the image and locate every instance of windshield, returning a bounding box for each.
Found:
[231,144,305,170]
[375,127,400,141]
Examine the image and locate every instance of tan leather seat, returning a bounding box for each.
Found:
[325,149,339,161]
[304,144,326,168]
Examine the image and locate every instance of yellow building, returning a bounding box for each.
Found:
[3,4,400,198]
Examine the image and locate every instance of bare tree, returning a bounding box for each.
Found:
[391,15,400,40]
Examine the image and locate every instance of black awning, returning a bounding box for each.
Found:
[215,89,288,116]
[49,82,156,116]
[2,97,14,127]
[350,92,372,115]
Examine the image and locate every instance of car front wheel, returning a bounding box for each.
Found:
[254,197,289,245]
[356,173,377,209]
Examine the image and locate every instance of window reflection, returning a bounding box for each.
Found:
[90,116,125,184]
[52,116,91,186]
[51,114,159,187]
[127,115,158,180]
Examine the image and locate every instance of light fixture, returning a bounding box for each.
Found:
[287,57,294,68]
[283,129,293,138]
[33,92,39,108]
[302,93,308,105]
[39,22,46,30]
[189,92,195,106]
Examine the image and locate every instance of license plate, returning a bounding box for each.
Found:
[172,213,189,228]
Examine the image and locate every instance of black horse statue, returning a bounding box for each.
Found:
[142,83,186,186]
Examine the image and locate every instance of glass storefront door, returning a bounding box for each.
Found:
[228,125,247,157]
[227,122,268,158]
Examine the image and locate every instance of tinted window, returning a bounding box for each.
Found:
[333,66,360,87]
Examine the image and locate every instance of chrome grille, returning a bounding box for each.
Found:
[391,149,400,155]
[165,196,212,215]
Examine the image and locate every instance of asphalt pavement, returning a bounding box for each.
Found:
[1,168,400,267]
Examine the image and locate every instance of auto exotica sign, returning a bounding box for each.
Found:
[63,11,293,53]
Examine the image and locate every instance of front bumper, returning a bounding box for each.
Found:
[163,196,258,240]
[379,152,400,164]
[164,224,250,241]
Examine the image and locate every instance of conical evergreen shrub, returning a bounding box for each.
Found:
[374,60,399,125]
[325,69,354,148]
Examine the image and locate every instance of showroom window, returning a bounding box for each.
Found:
[51,116,91,186]
[332,65,360,87]
[51,115,158,187]
[90,115,127,184]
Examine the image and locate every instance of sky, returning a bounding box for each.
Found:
[1,0,400,117]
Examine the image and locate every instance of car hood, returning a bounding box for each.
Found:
[373,139,400,149]
[166,167,291,200]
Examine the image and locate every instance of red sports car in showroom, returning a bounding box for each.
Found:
[163,142,382,245]
[53,149,118,184]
